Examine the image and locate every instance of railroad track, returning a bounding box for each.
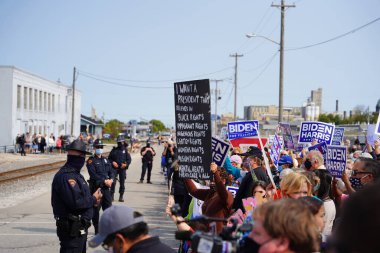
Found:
[0,152,110,184]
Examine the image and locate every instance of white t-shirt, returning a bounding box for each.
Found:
[322,199,336,237]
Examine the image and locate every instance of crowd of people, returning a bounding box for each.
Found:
[162,137,380,253]
[14,132,97,155]
[50,134,380,253]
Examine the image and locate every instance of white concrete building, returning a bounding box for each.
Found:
[0,66,81,146]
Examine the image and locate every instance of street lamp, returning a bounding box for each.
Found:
[246,33,280,45]
[246,32,285,123]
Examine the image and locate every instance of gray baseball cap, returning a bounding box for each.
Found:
[88,205,145,248]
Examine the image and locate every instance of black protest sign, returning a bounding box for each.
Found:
[174,79,211,179]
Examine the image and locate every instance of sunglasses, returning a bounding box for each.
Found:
[351,170,373,177]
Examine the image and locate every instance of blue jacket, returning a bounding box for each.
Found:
[51,164,95,220]
[223,156,242,180]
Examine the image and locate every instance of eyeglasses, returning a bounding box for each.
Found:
[351,170,373,177]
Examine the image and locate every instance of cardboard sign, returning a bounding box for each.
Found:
[331,127,345,146]
[229,137,268,152]
[279,123,295,149]
[270,134,282,167]
[175,79,212,179]
[211,137,230,167]
[226,186,239,198]
[308,142,328,163]
[326,145,347,178]
[376,111,380,136]
[367,124,380,146]
[299,121,335,145]
[228,120,259,140]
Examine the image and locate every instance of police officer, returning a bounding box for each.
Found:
[108,135,131,202]
[139,141,156,184]
[86,139,114,234]
[52,139,102,253]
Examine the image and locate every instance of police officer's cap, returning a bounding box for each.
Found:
[116,135,125,143]
[66,139,92,155]
[93,139,105,148]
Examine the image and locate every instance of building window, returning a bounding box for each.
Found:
[34,89,38,111]
[58,95,60,112]
[44,92,47,112]
[48,93,51,112]
[17,85,21,109]
[39,91,42,111]
[52,94,55,112]
[24,87,28,109]
[29,88,33,110]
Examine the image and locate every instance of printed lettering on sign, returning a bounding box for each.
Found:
[331,127,345,146]
[298,121,335,145]
[326,146,347,178]
[211,137,230,167]
[174,79,212,180]
[227,120,259,140]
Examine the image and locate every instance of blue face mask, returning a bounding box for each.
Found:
[95,149,103,155]
[349,177,363,190]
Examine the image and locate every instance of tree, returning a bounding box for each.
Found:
[149,119,166,133]
[103,119,124,137]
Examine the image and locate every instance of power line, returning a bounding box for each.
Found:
[286,17,380,51]
[78,72,172,89]
[240,51,279,89]
[77,66,232,84]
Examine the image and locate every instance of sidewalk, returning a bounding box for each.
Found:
[0,145,114,173]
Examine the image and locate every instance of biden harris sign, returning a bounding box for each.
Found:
[228,120,259,140]
[298,121,335,145]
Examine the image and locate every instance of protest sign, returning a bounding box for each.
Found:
[268,135,284,147]
[326,145,347,178]
[211,137,230,167]
[175,79,211,179]
[376,111,380,136]
[226,186,239,198]
[229,137,268,152]
[279,123,295,149]
[331,127,345,146]
[228,120,259,140]
[270,134,282,167]
[299,121,335,145]
[308,142,328,163]
[367,124,380,146]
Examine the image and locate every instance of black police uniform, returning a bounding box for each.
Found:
[140,144,155,183]
[86,153,114,234]
[51,140,95,253]
[108,143,131,201]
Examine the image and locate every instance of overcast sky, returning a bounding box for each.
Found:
[1,0,379,127]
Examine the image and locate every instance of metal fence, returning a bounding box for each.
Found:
[0,145,16,153]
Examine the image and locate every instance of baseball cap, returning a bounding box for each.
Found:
[230,155,242,165]
[278,155,293,166]
[88,205,145,248]
[240,146,263,160]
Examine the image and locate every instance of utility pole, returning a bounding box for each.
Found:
[211,79,223,136]
[230,53,243,121]
[271,0,295,123]
[71,67,76,136]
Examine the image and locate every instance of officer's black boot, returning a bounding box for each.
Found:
[119,193,124,202]
[111,193,114,201]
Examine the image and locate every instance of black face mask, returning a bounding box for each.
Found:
[304,160,312,170]
[67,155,85,170]
[117,142,123,148]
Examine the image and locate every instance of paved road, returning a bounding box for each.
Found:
[0,144,178,253]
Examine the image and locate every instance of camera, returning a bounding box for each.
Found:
[172,204,252,253]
